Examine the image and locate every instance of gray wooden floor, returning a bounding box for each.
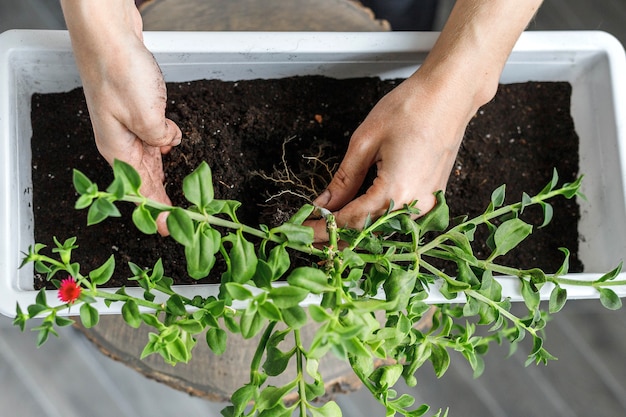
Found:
[1,1,626,416]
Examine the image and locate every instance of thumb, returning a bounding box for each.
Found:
[139,118,182,148]
[312,138,375,211]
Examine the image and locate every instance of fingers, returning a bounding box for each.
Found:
[307,178,394,243]
[137,143,172,236]
[137,117,182,149]
[312,133,375,212]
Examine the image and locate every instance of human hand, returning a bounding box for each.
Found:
[62,2,181,235]
[305,0,544,243]
[305,72,477,242]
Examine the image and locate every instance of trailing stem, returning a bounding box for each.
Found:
[15,161,625,417]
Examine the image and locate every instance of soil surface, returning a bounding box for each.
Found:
[31,76,581,289]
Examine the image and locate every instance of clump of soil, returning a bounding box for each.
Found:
[31,76,581,289]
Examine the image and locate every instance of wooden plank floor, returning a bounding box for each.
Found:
[1,1,626,416]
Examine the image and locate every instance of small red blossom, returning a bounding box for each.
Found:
[58,277,82,304]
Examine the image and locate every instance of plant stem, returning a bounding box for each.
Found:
[554,277,626,288]
[419,188,572,254]
[121,194,324,257]
[466,290,538,338]
[294,329,307,417]
[91,289,163,310]
[250,321,277,382]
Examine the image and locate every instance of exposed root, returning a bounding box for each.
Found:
[252,135,338,205]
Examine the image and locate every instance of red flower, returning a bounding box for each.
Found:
[58,277,81,304]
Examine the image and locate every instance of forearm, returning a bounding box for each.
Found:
[60,0,143,82]
[416,0,543,112]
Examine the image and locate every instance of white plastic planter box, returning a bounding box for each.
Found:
[1,30,626,316]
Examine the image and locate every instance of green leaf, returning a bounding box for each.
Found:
[595,262,623,283]
[491,218,532,258]
[308,305,331,322]
[258,403,294,417]
[87,198,121,225]
[224,282,254,300]
[490,184,506,208]
[539,168,559,195]
[258,302,283,322]
[89,255,115,286]
[206,199,241,220]
[240,308,264,339]
[383,269,417,311]
[525,268,547,288]
[549,286,567,313]
[521,279,540,312]
[206,328,227,355]
[106,177,125,199]
[132,204,158,235]
[166,336,191,363]
[80,303,99,328]
[478,270,502,301]
[35,325,52,347]
[430,343,451,378]
[166,294,187,316]
[183,161,214,209]
[286,267,332,294]
[223,232,258,284]
[167,208,195,247]
[35,287,47,306]
[599,288,622,310]
[370,364,403,388]
[416,191,449,236]
[555,248,570,276]
[268,286,309,309]
[73,169,94,195]
[538,201,554,228]
[75,194,94,210]
[271,223,314,246]
[266,244,291,280]
[456,261,480,287]
[54,315,75,327]
[389,393,416,410]
[122,300,142,328]
[263,345,293,377]
[230,384,256,416]
[141,313,162,328]
[281,305,307,329]
[305,380,326,403]
[185,226,220,279]
[520,192,533,213]
[26,304,47,318]
[113,159,142,193]
[288,204,315,225]
[561,176,584,199]
[176,319,204,334]
[256,381,298,411]
[308,401,342,417]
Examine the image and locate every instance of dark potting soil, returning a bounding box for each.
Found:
[31,76,581,289]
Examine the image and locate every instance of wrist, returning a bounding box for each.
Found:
[61,0,143,76]
[415,0,543,112]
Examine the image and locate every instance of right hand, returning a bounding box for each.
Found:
[64,3,181,235]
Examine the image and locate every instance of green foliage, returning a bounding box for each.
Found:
[17,160,624,417]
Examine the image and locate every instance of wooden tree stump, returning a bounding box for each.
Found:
[138,0,390,31]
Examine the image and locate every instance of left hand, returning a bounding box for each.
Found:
[305,72,473,242]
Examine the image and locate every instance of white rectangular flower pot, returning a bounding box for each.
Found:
[1,30,626,316]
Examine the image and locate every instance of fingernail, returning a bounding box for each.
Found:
[313,190,331,207]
